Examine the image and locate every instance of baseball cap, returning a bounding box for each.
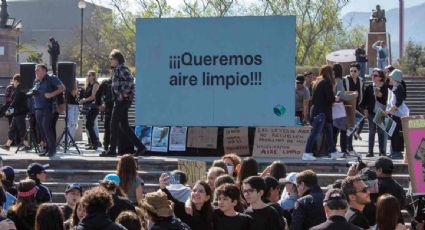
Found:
[65,183,83,194]
[296,75,305,84]
[323,188,347,203]
[279,172,298,185]
[27,163,49,176]
[1,166,15,181]
[103,173,120,185]
[375,156,394,173]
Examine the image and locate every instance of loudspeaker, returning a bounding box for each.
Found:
[20,63,36,91]
[58,62,76,92]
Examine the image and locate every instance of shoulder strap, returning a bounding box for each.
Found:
[344,77,350,91]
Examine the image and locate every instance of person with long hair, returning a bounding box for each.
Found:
[159,174,213,230]
[64,201,86,230]
[332,63,349,155]
[7,179,38,230]
[375,194,407,230]
[116,154,144,204]
[361,68,388,157]
[79,70,100,150]
[236,157,258,187]
[303,65,341,160]
[221,153,241,178]
[0,183,16,230]
[34,203,65,230]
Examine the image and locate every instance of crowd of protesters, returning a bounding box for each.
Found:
[296,62,409,161]
[0,153,418,230]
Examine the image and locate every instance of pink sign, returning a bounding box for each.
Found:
[402,117,425,194]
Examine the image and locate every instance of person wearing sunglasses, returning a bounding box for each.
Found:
[360,68,388,157]
[343,63,364,156]
[341,176,371,230]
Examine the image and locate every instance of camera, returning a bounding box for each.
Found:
[26,85,40,96]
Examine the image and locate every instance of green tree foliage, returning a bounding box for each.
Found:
[26,52,43,63]
[335,25,368,49]
[76,0,349,71]
[400,41,425,76]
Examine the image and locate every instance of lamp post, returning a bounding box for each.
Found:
[78,0,86,78]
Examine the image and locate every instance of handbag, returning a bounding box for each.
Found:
[332,102,347,130]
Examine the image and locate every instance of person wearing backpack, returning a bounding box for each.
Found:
[31,64,65,157]
[48,37,60,75]
[372,40,388,69]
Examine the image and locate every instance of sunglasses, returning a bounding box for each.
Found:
[355,186,369,194]
[242,188,257,195]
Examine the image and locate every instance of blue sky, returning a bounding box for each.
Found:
[90,0,425,16]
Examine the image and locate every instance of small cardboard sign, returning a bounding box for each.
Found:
[223,127,250,156]
[177,159,207,186]
[252,126,310,158]
[402,116,425,195]
[187,127,218,149]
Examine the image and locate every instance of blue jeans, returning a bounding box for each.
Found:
[36,108,55,154]
[377,59,388,69]
[359,62,366,80]
[368,114,387,154]
[305,113,336,154]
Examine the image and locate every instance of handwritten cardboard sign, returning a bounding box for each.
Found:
[187,127,218,149]
[402,116,425,195]
[252,126,310,158]
[178,159,207,186]
[223,127,250,156]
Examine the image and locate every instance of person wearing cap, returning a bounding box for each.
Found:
[7,179,38,230]
[73,186,126,230]
[100,173,136,221]
[61,183,83,220]
[26,163,52,204]
[291,170,326,230]
[278,172,298,212]
[295,74,310,125]
[2,166,17,197]
[360,68,388,157]
[341,176,371,229]
[386,69,409,159]
[375,156,406,210]
[141,191,191,230]
[310,189,362,230]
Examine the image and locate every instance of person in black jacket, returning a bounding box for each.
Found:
[2,166,17,197]
[48,37,60,75]
[26,163,52,204]
[96,77,114,153]
[0,74,29,151]
[361,68,388,157]
[310,189,362,230]
[303,65,340,160]
[291,170,326,230]
[72,186,127,230]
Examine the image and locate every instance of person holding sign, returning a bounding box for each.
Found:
[385,69,409,160]
[303,65,342,160]
[361,69,388,157]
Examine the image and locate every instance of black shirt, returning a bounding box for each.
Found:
[244,205,284,230]
[61,204,73,220]
[96,79,114,106]
[311,215,363,230]
[213,209,253,230]
[343,76,363,109]
[311,78,335,123]
[66,91,79,105]
[345,207,370,229]
[355,48,367,63]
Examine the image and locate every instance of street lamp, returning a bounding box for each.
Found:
[78,0,86,78]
